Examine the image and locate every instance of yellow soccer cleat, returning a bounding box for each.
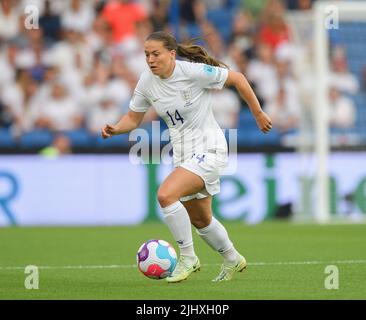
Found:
[166,255,201,283]
[212,255,247,282]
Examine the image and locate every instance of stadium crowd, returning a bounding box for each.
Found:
[0,0,362,151]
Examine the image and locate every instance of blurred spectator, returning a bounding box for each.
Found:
[39,0,62,45]
[34,80,83,131]
[328,87,356,129]
[101,0,148,45]
[36,65,60,102]
[180,0,206,25]
[264,57,302,133]
[200,21,226,62]
[0,0,20,41]
[61,0,95,33]
[247,43,277,103]
[28,42,48,82]
[225,46,264,109]
[274,59,302,108]
[135,15,154,43]
[1,69,33,132]
[20,0,66,16]
[111,57,138,96]
[86,91,123,134]
[119,20,152,78]
[48,28,94,93]
[229,9,255,59]
[211,89,241,129]
[50,28,87,72]
[82,58,130,133]
[86,15,114,54]
[259,0,286,23]
[149,0,170,32]
[0,93,13,128]
[285,0,314,10]
[264,86,299,133]
[12,27,50,81]
[225,43,245,71]
[98,1,151,78]
[329,46,359,95]
[94,0,107,14]
[16,73,40,134]
[240,0,267,18]
[40,133,72,157]
[98,56,129,99]
[258,0,291,50]
[0,41,18,86]
[19,0,45,15]
[227,43,243,68]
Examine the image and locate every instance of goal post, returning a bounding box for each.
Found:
[313,0,330,223]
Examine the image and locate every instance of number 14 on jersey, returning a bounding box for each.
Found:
[166,110,184,126]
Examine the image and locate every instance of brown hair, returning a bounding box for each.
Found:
[146,31,228,68]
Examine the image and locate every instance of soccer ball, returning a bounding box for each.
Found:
[136,239,177,279]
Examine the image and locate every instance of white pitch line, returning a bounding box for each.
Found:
[0,264,133,270]
[1,259,366,271]
[248,259,366,266]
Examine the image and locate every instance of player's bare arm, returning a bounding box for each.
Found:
[225,70,272,134]
[101,110,146,139]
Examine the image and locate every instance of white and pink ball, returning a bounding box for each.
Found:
[136,239,177,279]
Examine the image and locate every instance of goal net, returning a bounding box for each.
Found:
[286,1,366,223]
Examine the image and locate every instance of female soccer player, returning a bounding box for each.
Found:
[102,31,272,283]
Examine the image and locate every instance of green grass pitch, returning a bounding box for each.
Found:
[0,221,365,300]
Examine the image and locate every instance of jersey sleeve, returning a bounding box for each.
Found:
[184,62,229,90]
[129,75,150,113]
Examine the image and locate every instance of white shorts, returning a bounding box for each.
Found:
[179,150,228,202]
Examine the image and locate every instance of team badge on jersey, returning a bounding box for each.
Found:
[180,88,193,107]
[180,88,192,101]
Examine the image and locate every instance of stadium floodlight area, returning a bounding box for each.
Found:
[287,1,366,223]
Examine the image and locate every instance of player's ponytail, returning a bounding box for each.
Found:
[176,39,228,68]
[146,31,228,68]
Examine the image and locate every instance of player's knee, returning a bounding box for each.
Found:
[157,188,177,208]
[191,215,212,229]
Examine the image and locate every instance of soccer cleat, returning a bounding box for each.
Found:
[166,255,201,283]
[212,255,247,282]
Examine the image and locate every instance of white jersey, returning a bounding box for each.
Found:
[129,60,229,166]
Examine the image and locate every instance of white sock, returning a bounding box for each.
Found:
[196,217,240,263]
[161,201,196,257]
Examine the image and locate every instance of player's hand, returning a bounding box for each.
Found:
[101,124,117,139]
[254,110,272,134]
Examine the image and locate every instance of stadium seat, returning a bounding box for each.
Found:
[238,109,259,131]
[95,133,130,148]
[185,23,201,39]
[237,127,281,147]
[62,129,94,148]
[206,9,234,43]
[0,128,15,148]
[19,130,53,148]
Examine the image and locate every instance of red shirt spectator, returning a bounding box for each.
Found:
[258,14,291,50]
[101,0,147,44]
